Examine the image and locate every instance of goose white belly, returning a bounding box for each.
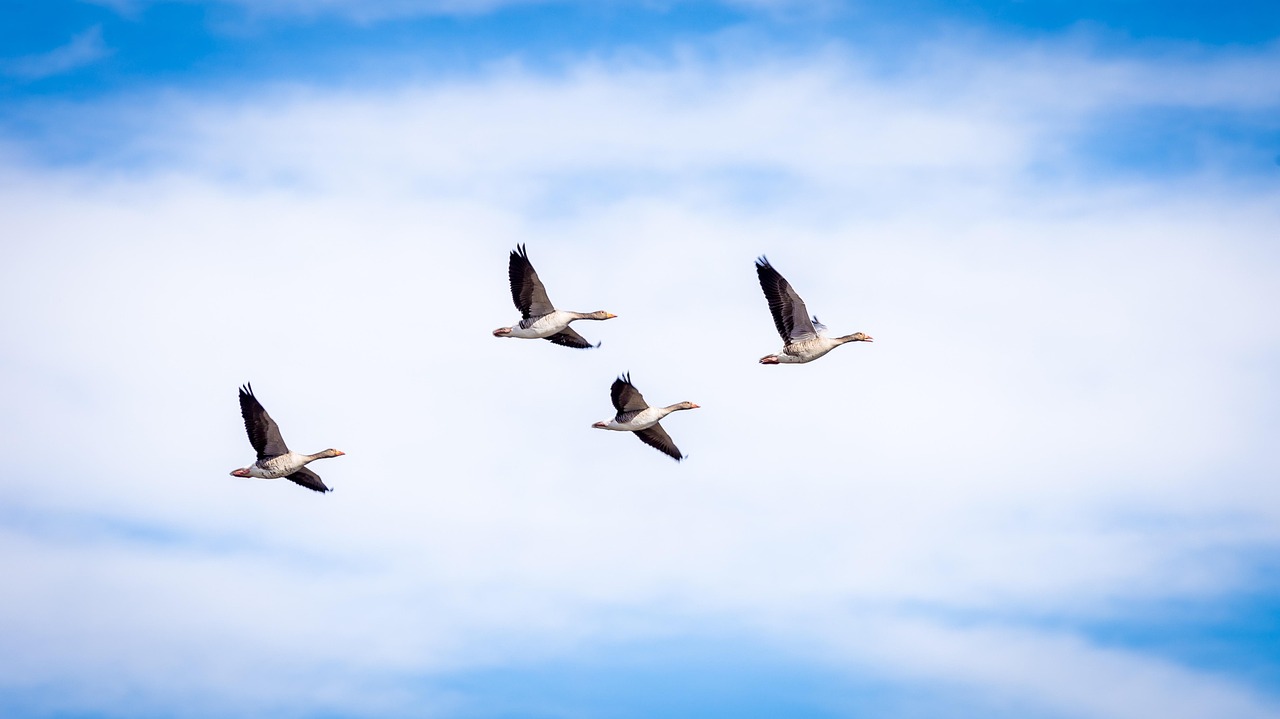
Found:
[250,452,307,478]
[780,336,840,364]
[507,311,575,339]
[600,407,664,431]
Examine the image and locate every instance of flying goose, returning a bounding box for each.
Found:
[755,256,872,364]
[230,383,344,493]
[592,373,699,461]
[493,244,616,349]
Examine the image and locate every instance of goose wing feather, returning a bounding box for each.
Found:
[545,327,598,349]
[509,244,556,319]
[285,466,331,493]
[756,256,818,344]
[238,383,289,460]
[610,373,650,414]
[635,422,684,461]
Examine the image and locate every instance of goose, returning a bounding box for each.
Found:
[230,383,344,493]
[592,373,699,461]
[756,256,873,364]
[493,244,616,349]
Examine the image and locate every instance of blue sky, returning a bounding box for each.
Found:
[1,2,1279,718]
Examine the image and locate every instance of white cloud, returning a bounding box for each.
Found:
[19,38,1273,205]
[85,0,570,22]
[84,0,826,23]
[819,616,1280,719]
[1,26,110,80]
[1,38,1279,718]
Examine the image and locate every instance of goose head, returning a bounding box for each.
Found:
[673,401,700,411]
[317,449,345,458]
[842,332,873,343]
[588,311,617,320]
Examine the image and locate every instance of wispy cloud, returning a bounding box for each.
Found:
[1,26,110,81]
[238,0,551,20]
[824,616,1280,719]
[80,0,844,23]
[86,0,563,22]
[10,37,1275,195]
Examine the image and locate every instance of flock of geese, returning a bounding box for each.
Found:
[231,246,874,492]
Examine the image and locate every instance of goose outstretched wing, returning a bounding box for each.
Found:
[756,256,818,344]
[238,383,289,460]
[509,244,556,320]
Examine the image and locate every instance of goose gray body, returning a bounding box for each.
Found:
[592,373,699,461]
[755,256,873,364]
[230,383,344,493]
[493,244,616,348]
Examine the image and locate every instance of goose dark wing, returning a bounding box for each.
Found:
[610,373,649,413]
[756,256,818,344]
[285,467,331,493]
[545,327,599,349]
[239,383,289,460]
[635,422,684,461]
[509,244,556,320]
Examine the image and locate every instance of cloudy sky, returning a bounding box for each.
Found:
[2,1,1279,717]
